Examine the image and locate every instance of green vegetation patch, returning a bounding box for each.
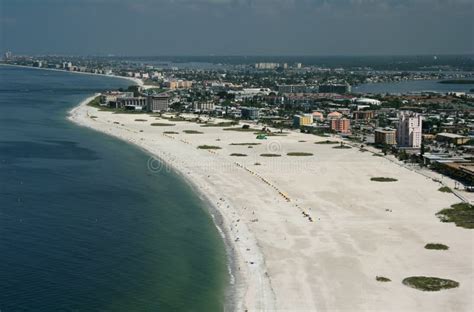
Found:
[438,186,453,193]
[371,177,398,182]
[436,202,474,229]
[113,110,145,115]
[223,127,256,132]
[201,121,238,127]
[197,145,221,150]
[150,123,176,127]
[402,276,459,291]
[87,96,102,108]
[376,276,391,282]
[162,115,187,121]
[254,131,287,136]
[315,140,339,144]
[230,143,261,146]
[260,153,281,157]
[287,152,314,156]
[230,153,247,157]
[90,116,98,119]
[333,144,352,149]
[424,243,449,250]
[373,153,384,157]
[135,119,147,122]
[183,130,204,134]
[163,131,179,134]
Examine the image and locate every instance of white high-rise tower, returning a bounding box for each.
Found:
[397,111,422,148]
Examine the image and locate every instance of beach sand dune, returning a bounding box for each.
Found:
[69,102,473,311]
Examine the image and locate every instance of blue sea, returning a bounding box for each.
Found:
[0,66,227,311]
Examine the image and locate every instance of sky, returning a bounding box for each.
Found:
[0,0,473,56]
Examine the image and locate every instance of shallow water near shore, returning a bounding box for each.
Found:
[0,66,227,311]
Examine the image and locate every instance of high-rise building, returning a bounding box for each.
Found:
[396,112,422,148]
[4,51,12,60]
[330,118,351,133]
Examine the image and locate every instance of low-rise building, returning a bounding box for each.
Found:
[293,114,313,127]
[330,118,351,133]
[116,97,147,110]
[319,83,351,94]
[353,110,375,121]
[278,84,311,94]
[436,133,470,146]
[241,107,260,120]
[327,111,342,119]
[100,91,134,107]
[375,128,397,145]
[147,94,170,112]
[193,101,215,112]
[312,111,324,122]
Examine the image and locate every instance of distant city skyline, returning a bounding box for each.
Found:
[1,0,473,56]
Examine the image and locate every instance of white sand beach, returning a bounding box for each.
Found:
[69,100,473,311]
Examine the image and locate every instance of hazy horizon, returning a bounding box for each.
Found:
[1,0,473,56]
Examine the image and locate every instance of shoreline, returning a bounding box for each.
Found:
[67,97,262,311]
[0,63,144,87]
[68,96,473,311]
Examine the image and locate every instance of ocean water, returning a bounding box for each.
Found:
[0,66,227,311]
[353,79,474,94]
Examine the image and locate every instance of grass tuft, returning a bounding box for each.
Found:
[315,140,339,144]
[197,145,221,150]
[424,243,449,250]
[230,153,247,157]
[260,153,281,157]
[371,177,398,182]
[436,202,474,229]
[438,186,453,193]
[230,143,261,146]
[402,276,459,291]
[150,123,176,126]
[376,276,391,282]
[333,145,352,149]
[287,152,314,156]
[183,130,203,134]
